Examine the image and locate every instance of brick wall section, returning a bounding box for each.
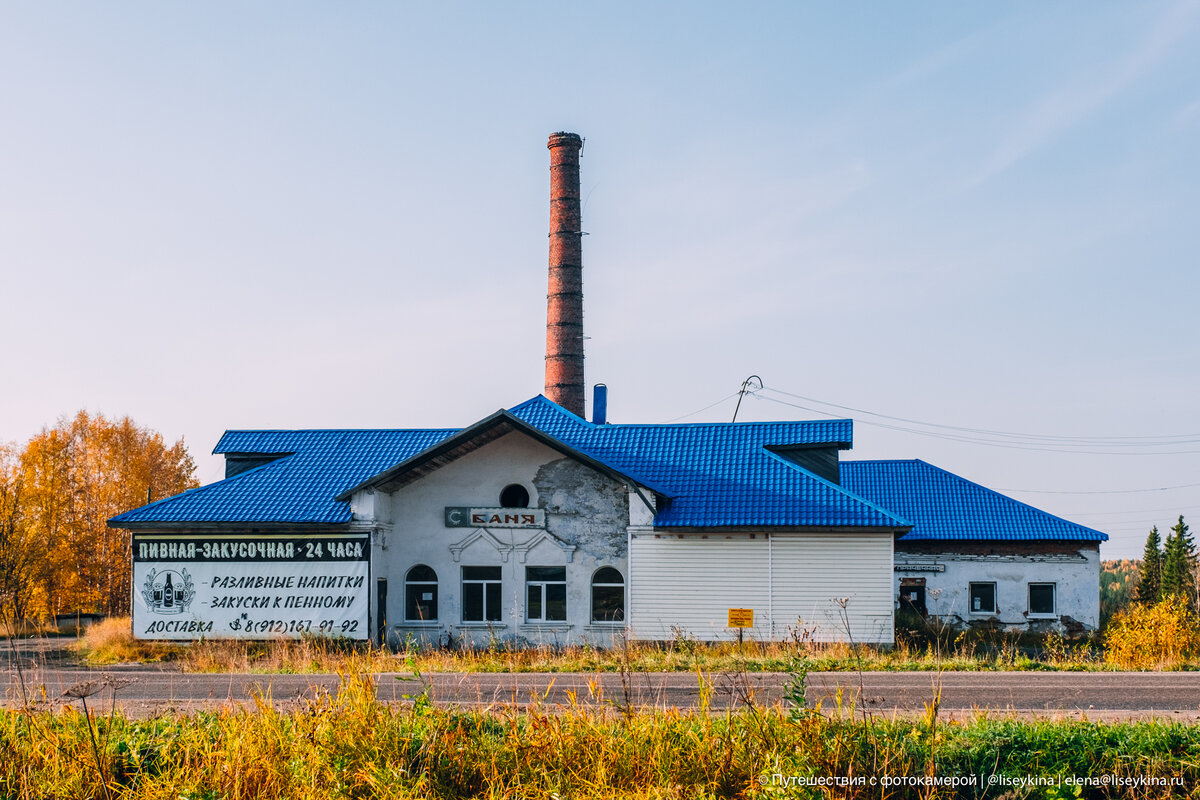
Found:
[545,132,586,418]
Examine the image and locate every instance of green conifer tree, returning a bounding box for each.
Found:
[1162,519,1195,608]
[1136,526,1163,604]
[1172,515,1195,607]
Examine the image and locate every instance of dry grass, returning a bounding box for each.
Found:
[76,618,186,664]
[74,618,1117,674]
[4,670,1200,799]
[77,620,399,672]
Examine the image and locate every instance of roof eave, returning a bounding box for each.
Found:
[650,524,913,534]
[109,520,354,532]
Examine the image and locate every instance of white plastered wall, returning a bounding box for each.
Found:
[894,545,1101,630]
[349,431,635,648]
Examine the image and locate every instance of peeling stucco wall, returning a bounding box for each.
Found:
[533,457,629,560]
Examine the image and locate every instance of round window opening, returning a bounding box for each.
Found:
[499,484,530,508]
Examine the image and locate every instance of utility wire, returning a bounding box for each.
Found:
[1065,505,1200,518]
[663,392,741,423]
[761,387,1199,445]
[999,482,1200,495]
[755,394,1200,456]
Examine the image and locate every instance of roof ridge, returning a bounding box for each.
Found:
[598,418,852,430]
[508,395,593,424]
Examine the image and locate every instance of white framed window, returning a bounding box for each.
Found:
[404,564,438,621]
[591,567,624,623]
[969,582,996,614]
[462,566,502,622]
[525,566,566,622]
[1028,583,1056,616]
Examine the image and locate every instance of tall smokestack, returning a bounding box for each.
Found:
[545,131,586,417]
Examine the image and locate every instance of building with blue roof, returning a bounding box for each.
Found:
[110,392,1106,645]
[108,132,1106,644]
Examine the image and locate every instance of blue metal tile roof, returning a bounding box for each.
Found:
[839,459,1108,542]
[110,429,456,525]
[507,397,900,528]
[115,397,1096,539]
[110,396,892,529]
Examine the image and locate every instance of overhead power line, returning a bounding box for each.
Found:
[761,387,1200,445]
[664,392,740,423]
[1000,483,1200,495]
[1063,505,1200,517]
[667,381,1199,495]
[755,393,1200,456]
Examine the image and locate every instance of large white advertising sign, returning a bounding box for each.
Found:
[132,534,369,640]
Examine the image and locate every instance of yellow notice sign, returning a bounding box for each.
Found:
[727,608,754,628]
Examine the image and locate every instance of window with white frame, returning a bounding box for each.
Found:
[404,564,438,621]
[1028,582,1056,616]
[525,566,566,622]
[462,566,502,622]
[591,567,624,622]
[969,582,996,614]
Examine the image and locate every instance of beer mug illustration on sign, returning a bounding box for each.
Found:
[141,568,196,614]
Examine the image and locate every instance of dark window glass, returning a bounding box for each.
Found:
[969,583,996,614]
[485,581,501,621]
[525,566,567,623]
[591,568,625,622]
[463,582,483,622]
[526,583,542,620]
[1029,583,1055,615]
[407,564,437,583]
[593,567,623,584]
[404,565,438,621]
[546,582,567,621]
[499,484,530,508]
[592,586,624,622]
[463,566,502,622]
[527,566,566,582]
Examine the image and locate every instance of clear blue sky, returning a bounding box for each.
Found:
[2,2,1197,558]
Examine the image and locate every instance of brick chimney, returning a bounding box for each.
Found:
[545,132,586,417]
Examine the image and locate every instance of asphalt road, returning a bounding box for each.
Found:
[6,667,1200,719]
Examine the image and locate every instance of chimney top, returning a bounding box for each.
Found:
[548,132,583,149]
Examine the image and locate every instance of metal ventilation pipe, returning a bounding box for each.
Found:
[544,131,585,417]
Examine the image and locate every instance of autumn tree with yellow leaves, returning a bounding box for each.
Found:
[0,412,197,623]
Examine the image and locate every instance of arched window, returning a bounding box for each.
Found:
[405,565,438,622]
[499,483,530,508]
[591,567,624,623]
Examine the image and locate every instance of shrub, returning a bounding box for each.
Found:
[1104,595,1200,670]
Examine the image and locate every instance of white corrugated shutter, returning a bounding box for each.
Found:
[770,533,894,644]
[629,535,769,640]
[629,531,893,644]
